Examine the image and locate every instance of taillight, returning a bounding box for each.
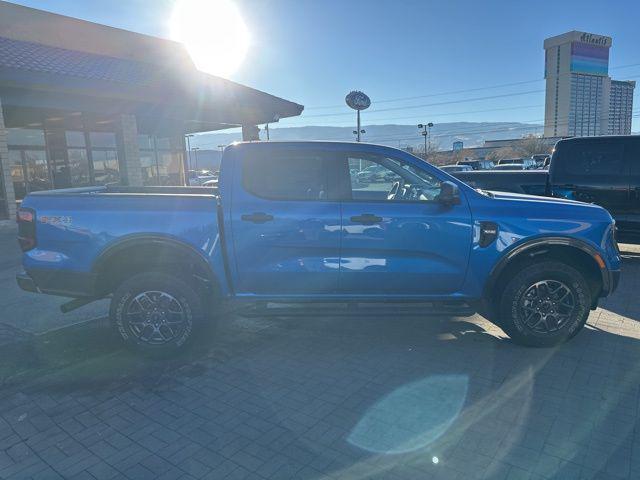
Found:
[17,207,36,252]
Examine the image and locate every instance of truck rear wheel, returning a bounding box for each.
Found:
[498,261,591,347]
[110,272,204,355]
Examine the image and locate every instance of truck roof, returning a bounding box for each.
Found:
[225,140,411,154]
[557,135,640,144]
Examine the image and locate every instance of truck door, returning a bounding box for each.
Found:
[229,147,341,296]
[338,151,473,296]
[551,140,630,222]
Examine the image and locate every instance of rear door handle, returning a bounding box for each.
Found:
[350,213,383,225]
[241,212,274,223]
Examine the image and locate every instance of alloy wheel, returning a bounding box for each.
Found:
[125,291,189,345]
[519,280,576,334]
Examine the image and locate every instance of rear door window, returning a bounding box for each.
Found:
[242,151,330,201]
[556,142,626,177]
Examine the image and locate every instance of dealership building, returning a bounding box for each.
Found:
[543,31,635,137]
[0,1,303,219]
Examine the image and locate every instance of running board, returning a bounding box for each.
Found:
[238,302,477,318]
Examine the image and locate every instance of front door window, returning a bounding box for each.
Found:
[348,155,442,202]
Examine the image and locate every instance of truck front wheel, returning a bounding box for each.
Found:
[110,272,204,355]
[498,261,591,347]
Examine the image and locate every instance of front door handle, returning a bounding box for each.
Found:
[350,213,383,225]
[241,212,274,223]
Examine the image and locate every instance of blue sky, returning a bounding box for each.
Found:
[11,0,640,131]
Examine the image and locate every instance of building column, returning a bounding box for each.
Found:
[0,98,17,219]
[117,114,142,186]
[242,125,260,141]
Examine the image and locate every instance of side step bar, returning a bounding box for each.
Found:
[238,302,477,318]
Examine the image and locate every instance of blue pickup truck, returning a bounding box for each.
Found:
[16,142,621,354]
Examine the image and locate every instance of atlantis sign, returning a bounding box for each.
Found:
[578,32,612,47]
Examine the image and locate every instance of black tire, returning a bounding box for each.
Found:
[498,261,591,347]
[110,272,204,356]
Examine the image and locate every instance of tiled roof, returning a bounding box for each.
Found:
[0,36,162,86]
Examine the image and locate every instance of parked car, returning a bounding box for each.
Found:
[17,141,620,354]
[440,164,473,173]
[457,159,495,170]
[201,178,218,188]
[452,136,640,243]
[356,164,396,183]
[188,169,217,186]
[493,164,528,170]
[497,158,537,169]
[200,171,219,187]
[531,154,551,169]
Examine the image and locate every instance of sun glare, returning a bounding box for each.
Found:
[171,0,250,77]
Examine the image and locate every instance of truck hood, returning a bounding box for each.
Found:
[481,189,614,224]
[487,190,595,207]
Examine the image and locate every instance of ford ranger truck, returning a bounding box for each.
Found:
[16,142,621,354]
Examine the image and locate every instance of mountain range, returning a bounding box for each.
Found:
[192,121,545,151]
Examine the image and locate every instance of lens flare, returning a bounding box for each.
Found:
[171,0,250,77]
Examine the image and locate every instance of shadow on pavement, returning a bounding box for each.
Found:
[597,244,640,322]
[1,309,639,479]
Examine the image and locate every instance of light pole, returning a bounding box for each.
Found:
[418,122,434,159]
[185,134,194,170]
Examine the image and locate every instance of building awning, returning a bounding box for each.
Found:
[0,35,304,132]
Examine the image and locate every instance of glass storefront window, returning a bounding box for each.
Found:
[138,134,154,150]
[7,128,46,147]
[24,151,51,192]
[65,131,86,148]
[158,152,183,186]
[140,153,158,186]
[138,135,185,186]
[9,149,51,200]
[89,132,117,148]
[9,150,27,200]
[66,148,90,187]
[91,150,120,185]
[155,137,172,149]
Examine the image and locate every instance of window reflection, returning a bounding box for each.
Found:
[158,152,183,185]
[91,150,120,185]
[7,128,46,147]
[89,132,117,148]
[67,148,90,186]
[24,151,51,192]
[140,153,158,186]
[9,150,27,200]
[65,131,86,148]
[137,135,184,186]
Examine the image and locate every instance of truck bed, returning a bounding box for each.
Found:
[28,185,218,197]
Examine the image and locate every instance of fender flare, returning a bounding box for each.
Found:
[483,236,610,299]
[91,234,219,292]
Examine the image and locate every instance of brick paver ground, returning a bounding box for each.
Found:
[1,245,639,480]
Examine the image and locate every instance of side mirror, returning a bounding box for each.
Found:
[438,181,461,206]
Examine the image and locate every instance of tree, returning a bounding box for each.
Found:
[515,135,553,157]
[487,147,519,162]
[415,140,442,162]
